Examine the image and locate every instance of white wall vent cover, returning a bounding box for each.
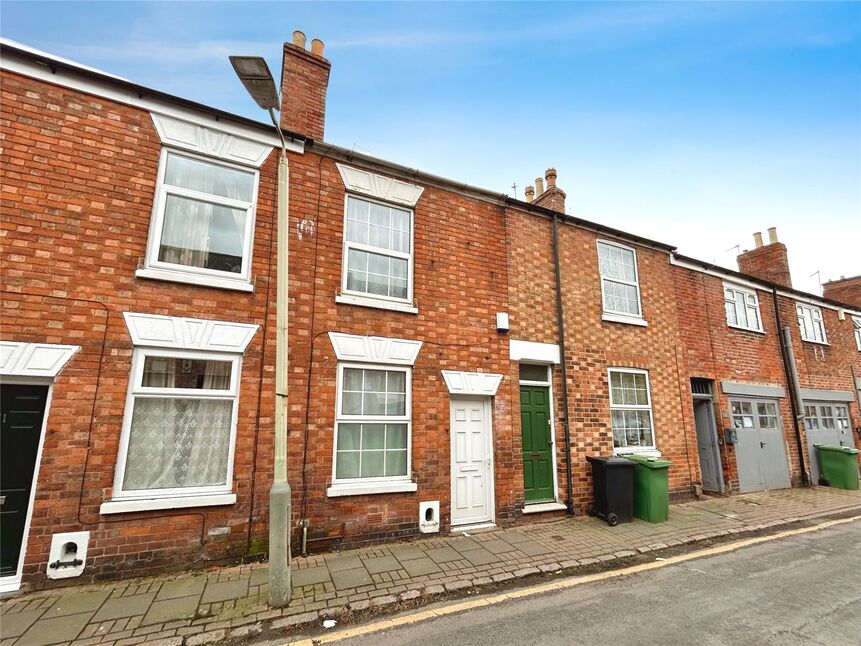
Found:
[46,531,90,579]
[419,501,440,534]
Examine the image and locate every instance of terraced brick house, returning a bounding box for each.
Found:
[1,33,859,593]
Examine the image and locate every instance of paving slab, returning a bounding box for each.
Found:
[481,539,519,555]
[515,540,553,557]
[325,554,364,572]
[0,608,45,638]
[424,546,463,563]
[500,531,533,544]
[463,549,500,567]
[389,545,427,561]
[156,576,206,601]
[362,556,401,574]
[42,590,110,618]
[401,557,441,577]
[201,579,248,604]
[92,593,156,622]
[330,568,373,590]
[449,538,483,553]
[141,595,199,626]
[16,611,92,646]
[292,566,331,587]
[249,569,269,587]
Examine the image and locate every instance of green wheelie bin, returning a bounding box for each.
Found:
[624,454,672,522]
[815,445,860,490]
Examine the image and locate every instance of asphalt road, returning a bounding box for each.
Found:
[332,519,861,646]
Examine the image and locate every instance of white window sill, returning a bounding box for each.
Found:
[522,502,567,514]
[136,268,254,293]
[602,313,648,327]
[728,324,765,335]
[614,448,662,458]
[335,293,418,314]
[100,493,237,515]
[327,481,417,497]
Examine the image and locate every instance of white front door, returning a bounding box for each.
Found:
[450,397,493,527]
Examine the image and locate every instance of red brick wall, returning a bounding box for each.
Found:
[671,268,861,490]
[285,151,515,548]
[822,276,861,308]
[1,69,280,586]
[506,212,699,511]
[736,243,792,288]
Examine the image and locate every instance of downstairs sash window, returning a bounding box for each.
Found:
[115,349,239,498]
[333,364,411,483]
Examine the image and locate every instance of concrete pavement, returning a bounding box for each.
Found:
[329,517,861,646]
[1,486,860,645]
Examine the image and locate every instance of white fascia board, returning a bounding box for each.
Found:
[509,339,560,364]
[1,50,302,154]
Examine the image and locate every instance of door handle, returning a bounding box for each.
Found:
[760,441,766,448]
[0,496,5,505]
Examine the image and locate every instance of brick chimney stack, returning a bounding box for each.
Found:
[822,275,861,307]
[532,167,567,214]
[280,30,331,141]
[736,228,793,288]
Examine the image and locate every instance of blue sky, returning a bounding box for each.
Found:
[3,1,859,295]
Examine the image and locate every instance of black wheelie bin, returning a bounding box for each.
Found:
[586,455,635,526]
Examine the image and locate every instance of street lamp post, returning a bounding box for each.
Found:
[230,55,292,607]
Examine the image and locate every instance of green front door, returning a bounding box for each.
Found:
[520,385,554,503]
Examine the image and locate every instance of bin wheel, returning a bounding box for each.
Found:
[607,513,619,526]
[587,505,596,517]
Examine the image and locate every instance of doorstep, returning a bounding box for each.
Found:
[523,502,568,514]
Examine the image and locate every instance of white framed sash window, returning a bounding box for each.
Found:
[139,148,259,291]
[107,348,240,508]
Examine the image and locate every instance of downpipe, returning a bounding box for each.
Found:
[773,288,810,486]
[552,215,576,514]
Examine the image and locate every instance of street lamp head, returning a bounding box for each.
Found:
[229,56,280,111]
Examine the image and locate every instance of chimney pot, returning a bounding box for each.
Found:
[767,227,778,244]
[545,167,557,188]
[524,186,535,203]
[292,30,307,48]
[535,177,545,195]
[311,38,325,56]
[753,232,763,248]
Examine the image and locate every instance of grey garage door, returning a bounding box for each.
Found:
[731,398,791,493]
[804,402,853,485]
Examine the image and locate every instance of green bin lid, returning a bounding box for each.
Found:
[815,444,860,455]
[622,454,672,468]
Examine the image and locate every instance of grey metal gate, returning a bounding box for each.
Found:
[804,402,854,485]
[731,398,791,493]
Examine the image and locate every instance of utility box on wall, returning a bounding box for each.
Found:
[46,531,90,579]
